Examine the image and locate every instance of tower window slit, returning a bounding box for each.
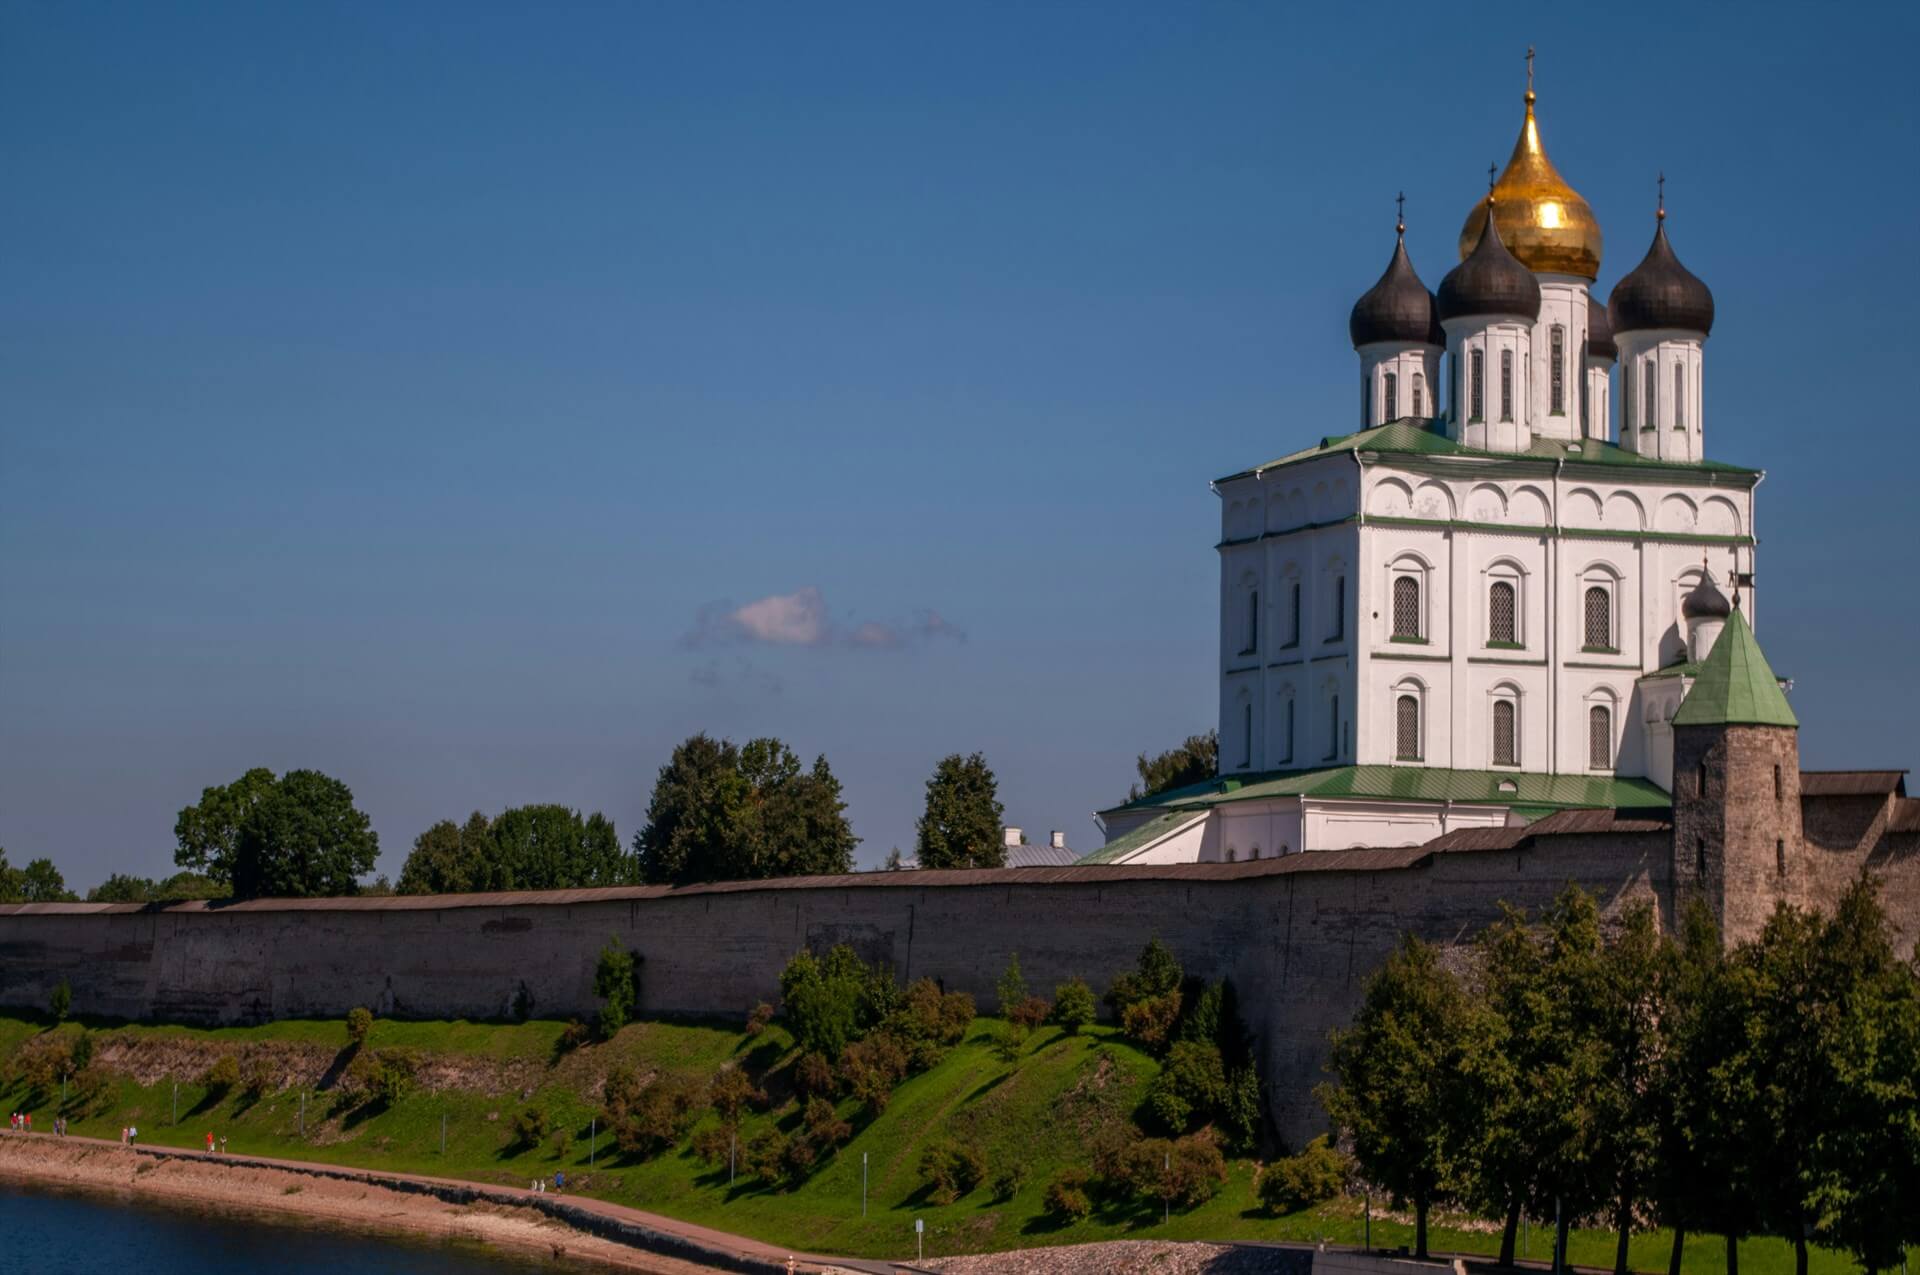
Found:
[1470,349,1484,420]
[1500,349,1514,421]
[1645,358,1657,429]
[1550,325,1565,414]
[1412,372,1425,417]
[1675,363,1686,430]
[1384,371,1398,421]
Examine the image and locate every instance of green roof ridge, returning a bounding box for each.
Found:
[1671,608,1798,729]
[1104,763,1671,816]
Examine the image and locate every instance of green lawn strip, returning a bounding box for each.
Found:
[0,1013,1897,1274]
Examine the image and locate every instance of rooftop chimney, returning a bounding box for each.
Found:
[1050,830,1066,850]
[1002,826,1022,848]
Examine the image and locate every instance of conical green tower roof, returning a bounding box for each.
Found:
[1672,608,1798,729]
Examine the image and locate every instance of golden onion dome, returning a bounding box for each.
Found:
[1458,89,1602,280]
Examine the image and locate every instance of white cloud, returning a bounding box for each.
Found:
[685,587,965,654]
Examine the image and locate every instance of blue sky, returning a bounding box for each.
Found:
[4,1,1916,889]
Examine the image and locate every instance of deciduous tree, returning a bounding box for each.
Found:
[914,752,1004,869]
[635,735,855,884]
[1127,730,1218,802]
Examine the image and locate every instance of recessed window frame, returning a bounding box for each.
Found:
[1550,324,1565,415]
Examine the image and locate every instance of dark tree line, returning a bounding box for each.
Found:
[1319,879,1920,1274]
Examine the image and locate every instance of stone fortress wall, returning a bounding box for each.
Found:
[4,773,1913,1147]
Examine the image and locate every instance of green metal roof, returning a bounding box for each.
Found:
[1102,763,1672,818]
[1671,609,1798,729]
[1219,419,1760,484]
[1075,809,1208,865]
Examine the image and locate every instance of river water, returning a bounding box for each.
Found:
[0,1183,558,1272]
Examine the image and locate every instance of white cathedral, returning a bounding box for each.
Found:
[1088,72,1757,865]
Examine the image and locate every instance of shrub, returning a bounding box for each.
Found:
[779,945,894,1059]
[68,1031,95,1073]
[1221,1063,1264,1153]
[1259,1135,1350,1213]
[743,1128,789,1183]
[1145,1041,1227,1134]
[614,1075,702,1158]
[1051,978,1097,1034]
[1120,1132,1226,1211]
[369,1047,419,1105]
[556,1019,591,1054]
[745,1002,774,1036]
[708,1065,765,1121]
[1120,992,1183,1051]
[511,982,534,1022]
[551,1129,573,1158]
[346,1006,374,1046]
[1178,980,1223,1047]
[781,1132,819,1178]
[995,952,1028,1018]
[919,1138,988,1204]
[593,938,640,1039]
[202,1054,241,1095]
[241,1054,276,1099]
[1044,1168,1093,1220]
[49,980,72,1022]
[992,1161,1030,1201]
[1106,938,1183,1015]
[938,990,976,1043]
[991,1022,1027,1063]
[794,1051,836,1099]
[512,1105,551,1149]
[802,1096,852,1149]
[1008,995,1052,1030]
[691,1122,736,1168]
[840,1032,910,1111]
[601,1063,645,1119]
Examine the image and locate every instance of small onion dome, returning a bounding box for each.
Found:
[1682,572,1732,621]
[1438,201,1542,323]
[1349,232,1443,349]
[1609,218,1715,336]
[1586,291,1617,361]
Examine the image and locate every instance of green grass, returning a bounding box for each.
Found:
[0,1012,1905,1274]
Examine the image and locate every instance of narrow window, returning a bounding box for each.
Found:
[1280,698,1295,763]
[1396,695,1421,761]
[1326,694,1340,760]
[1392,575,1421,639]
[1698,763,1709,797]
[1674,363,1686,430]
[1384,371,1398,421]
[1500,348,1514,421]
[1246,589,1259,653]
[1774,765,1783,801]
[1363,376,1371,427]
[1696,837,1707,874]
[1589,705,1612,769]
[1242,702,1253,770]
[1470,349,1484,420]
[1625,361,1634,429]
[1550,325,1565,414]
[1776,839,1787,877]
[1644,358,1657,429]
[1580,372,1589,433]
[1412,372,1425,417]
[1493,699,1517,766]
[1288,581,1300,647]
[1489,580,1517,645]
[1329,576,1345,640]
[1583,585,1612,650]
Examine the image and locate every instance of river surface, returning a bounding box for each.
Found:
[0,1182,560,1272]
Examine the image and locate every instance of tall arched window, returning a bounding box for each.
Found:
[1246,588,1260,653]
[1674,363,1686,430]
[1589,704,1612,769]
[1470,349,1485,420]
[1325,693,1340,761]
[1500,349,1514,421]
[1241,701,1253,770]
[1644,358,1657,429]
[1396,695,1421,761]
[1550,325,1565,414]
[1392,575,1421,639]
[1363,376,1371,428]
[1625,361,1635,429]
[1492,699,1517,766]
[1279,695,1295,763]
[1329,576,1346,640]
[1287,580,1301,647]
[1412,372,1425,417]
[1489,580,1517,645]
[1583,585,1613,650]
[1384,371,1398,421]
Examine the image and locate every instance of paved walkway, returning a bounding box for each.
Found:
[16,1132,907,1274]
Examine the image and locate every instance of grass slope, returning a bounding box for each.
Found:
[0,1012,1898,1274]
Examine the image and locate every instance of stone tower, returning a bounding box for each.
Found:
[1669,607,1801,942]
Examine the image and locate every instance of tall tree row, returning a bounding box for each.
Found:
[1320,878,1920,1275]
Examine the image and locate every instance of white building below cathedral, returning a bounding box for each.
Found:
[1088,71,1767,865]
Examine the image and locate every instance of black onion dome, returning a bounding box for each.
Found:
[1349,235,1443,349]
[1682,572,1732,621]
[1437,204,1542,323]
[1586,291,1617,361]
[1608,221,1714,336]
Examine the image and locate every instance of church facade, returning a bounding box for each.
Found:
[1091,74,1782,864]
